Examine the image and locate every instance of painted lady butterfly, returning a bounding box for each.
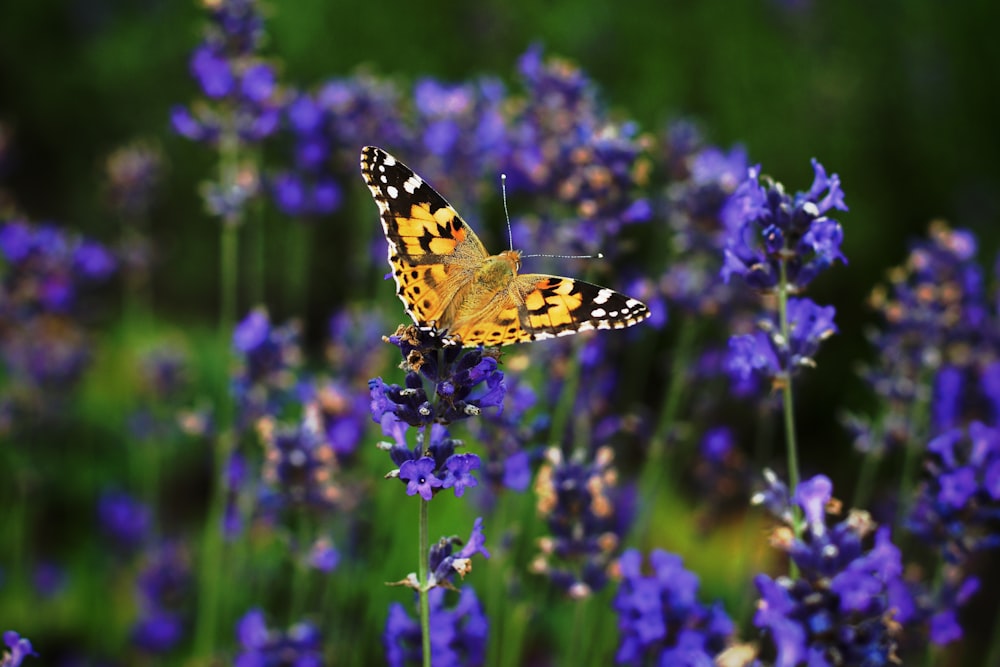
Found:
[360,146,650,347]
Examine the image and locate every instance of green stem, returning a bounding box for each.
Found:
[649,315,698,461]
[631,316,698,547]
[549,343,582,451]
[289,511,310,622]
[194,116,243,658]
[852,448,881,510]
[776,261,800,499]
[896,383,930,533]
[221,223,239,339]
[250,197,266,306]
[284,222,312,315]
[984,595,1000,667]
[776,260,802,581]
[418,497,431,667]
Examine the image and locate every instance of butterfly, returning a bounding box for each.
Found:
[360,146,650,347]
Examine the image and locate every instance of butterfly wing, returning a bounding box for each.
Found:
[448,274,651,346]
[360,146,489,327]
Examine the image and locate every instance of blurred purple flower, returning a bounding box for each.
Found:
[98,490,152,551]
[384,587,488,667]
[531,446,633,597]
[257,403,339,514]
[2,631,37,666]
[235,609,323,667]
[612,549,733,666]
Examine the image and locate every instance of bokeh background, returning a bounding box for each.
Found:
[2,0,999,664]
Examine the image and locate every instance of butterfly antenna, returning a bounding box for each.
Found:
[501,173,515,251]
[501,174,603,260]
[522,251,605,260]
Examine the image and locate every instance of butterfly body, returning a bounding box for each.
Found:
[360,146,650,347]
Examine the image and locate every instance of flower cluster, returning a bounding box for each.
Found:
[408,78,507,218]
[461,373,537,495]
[849,222,994,455]
[312,307,391,461]
[501,46,652,266]
[530,446,634,597]
[710,158,847,401]
[270,88,343,218]
[257,402,340,515]
[170,0,280,147]
[384,587,488,667]
[235,609,323,666]
[369,326,505,429]
[170,0,279,222]
[380,423,482,502]
[655,124,753,318]
[727,297,838,392]
[421,517,491,590]
[309,73,413,170]
[231,307,302,430]
[612,548,734,665]
[132,542,193,653]
[908,421,1000,560]
[721,159,847,292]
[752,474,904,667]
[0,219,116,415]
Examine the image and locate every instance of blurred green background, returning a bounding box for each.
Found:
[2,0,999,663]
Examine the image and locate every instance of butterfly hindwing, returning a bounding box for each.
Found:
[515,275,650,338]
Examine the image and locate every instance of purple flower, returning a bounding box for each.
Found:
[384,587,488,667]
[190,45,234,98]
[231,307,302,429]
[368,326,506,428]
[132,542,192,653]
[407,77,507,218]
[532,446,633,596]
[172,0,281,147]
[849,222,991,455]
[612,549,733,665]
[752,474,904,665]
[721,159,847,291]
[399,457,444,501]
[132,611,184,653]
[98,490,152,551]
[306,537,340,573]
[499,46,651,266]
[427,517,491,589]
[908,421,1000,560]
[726,298,837,391]
[441,453,481,497]
[235,609,323,667]
[257,404,339,513]
[1,631,37,666]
